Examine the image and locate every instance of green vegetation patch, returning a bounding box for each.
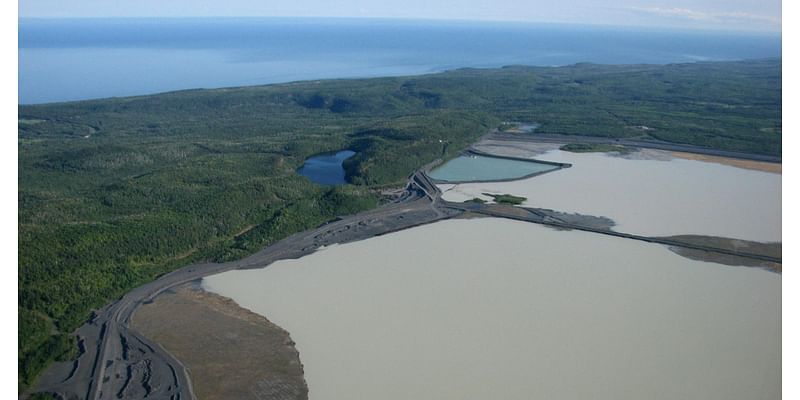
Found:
[560,143,633,154]
[497,122,516,132]
[484,193,528,205]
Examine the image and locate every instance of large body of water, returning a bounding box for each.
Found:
[204,218,780,400]
[19,18,781,104]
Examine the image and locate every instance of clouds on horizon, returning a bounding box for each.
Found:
[628,6,780,26]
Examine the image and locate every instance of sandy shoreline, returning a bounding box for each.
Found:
[669,151,781,173]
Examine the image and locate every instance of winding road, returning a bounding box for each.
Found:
[30,173,455,400]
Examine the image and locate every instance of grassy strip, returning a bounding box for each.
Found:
[560,143,633,154]
[484,193,528,205]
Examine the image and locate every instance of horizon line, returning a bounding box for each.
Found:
[18,15,782,35]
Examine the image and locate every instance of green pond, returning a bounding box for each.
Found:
[428,154,559,183]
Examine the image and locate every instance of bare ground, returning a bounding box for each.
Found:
[472,140,560,158]
[131,281,308,400]
[661,235,781,273]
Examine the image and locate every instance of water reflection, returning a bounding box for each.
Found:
[297,150,355,185]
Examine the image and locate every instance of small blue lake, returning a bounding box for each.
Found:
[297,150,356,185]
[429,154,559,183]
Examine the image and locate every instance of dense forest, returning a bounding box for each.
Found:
[18,59,781,390]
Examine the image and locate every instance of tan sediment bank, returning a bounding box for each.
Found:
[669,151,782,173]
[131,282,308,400]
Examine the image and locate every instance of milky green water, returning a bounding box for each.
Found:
[204,219,780,400]
[428,155,559,182]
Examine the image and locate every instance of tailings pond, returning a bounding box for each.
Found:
[297,150,355,185]
[204,218,780,400]
[428,154,559,183]
[439,148,781,242]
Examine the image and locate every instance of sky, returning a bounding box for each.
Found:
[19,0,781,32]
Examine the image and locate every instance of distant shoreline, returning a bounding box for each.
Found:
[19,18,780,104]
